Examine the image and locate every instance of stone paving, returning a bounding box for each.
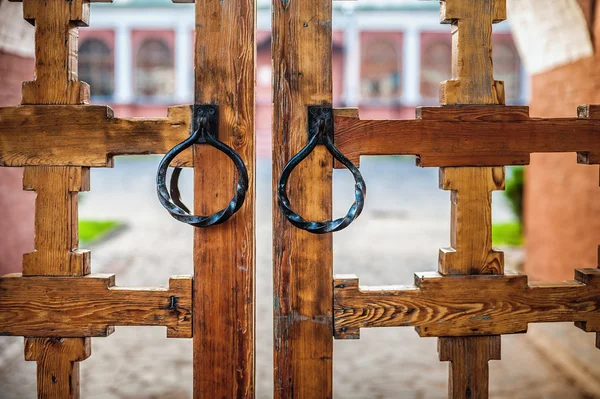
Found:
[0,157,597,398]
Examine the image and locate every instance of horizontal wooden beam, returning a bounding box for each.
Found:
[0,105,193,167]
[0,273,192,338]
[334,268,600,339]
[333,105,600,168]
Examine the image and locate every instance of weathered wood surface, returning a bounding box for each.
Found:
[438,336,501,399]
[439,0,505,105]
[0,105,193,167]
[436,1,506,397]
[24,337,91,399]
[22,166,90,276]
[11,0,96,396]
[191,0,255,397]
[439,167,504,275]
[0,274,192,338]
[334,269,600,338]
[272,0,334,397]
[333,105,600,168]
[10,0,91,105]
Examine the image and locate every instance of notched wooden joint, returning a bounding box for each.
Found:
[0,274,193,338]
[0,105,193,167]
[333,270,600,339]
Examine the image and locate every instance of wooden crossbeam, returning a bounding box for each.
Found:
[0,105,193,167]
[0,274,192,338]
[333,269,600,339]
[333,105,600,168]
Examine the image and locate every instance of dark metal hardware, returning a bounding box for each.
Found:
[156,104,249,227]
[277,105,367,234]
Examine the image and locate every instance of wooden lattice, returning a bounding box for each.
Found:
[272,0,600,398]
[1,0,599,398]
[0,0,255,398]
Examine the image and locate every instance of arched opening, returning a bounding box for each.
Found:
[134,38,175,98]
[420,39,452,100]
[360,36,402,103]
[79,38,114,97]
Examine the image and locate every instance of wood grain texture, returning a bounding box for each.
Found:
[333,106,600,168]
[24,337,91,399]
[8,2,104,396]
[333,269,600,338]
[0,105,193,167]
[191,0,255,397]
[438,336,501,399]
[0,274,192,338]
[22,166,90,277]
[436,1,505,397]
[439,0,505,105]
[272,0,333,397]
[17,0,91,105]
[439,167,505,275]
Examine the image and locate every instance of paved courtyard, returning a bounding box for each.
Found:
[0,156,598,398]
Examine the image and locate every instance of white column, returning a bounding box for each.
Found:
[342,9,360,107]
[114,24,133,104]
[175,24,192,103]
[403,27,421,106]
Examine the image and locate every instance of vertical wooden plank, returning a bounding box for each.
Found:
[272,0,333,397]
[20,0,90,105]
[438,337,501,399]
[22,167,90,277]
[192,0,255,397]
[24,338,91,399]
[14,1,92,397]
[436,1,506,398]
[439,167,504,275]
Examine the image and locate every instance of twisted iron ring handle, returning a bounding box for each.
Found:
[156,110,249,227]
[278,112,367,234]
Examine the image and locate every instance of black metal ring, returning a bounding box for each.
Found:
[277,113,366,234]
[156,111,249,228]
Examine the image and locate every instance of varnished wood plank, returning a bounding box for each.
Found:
[333,269,600,338]
[0,274,192,338]
[439,167,504,275]
[332,106,600,168]
[191,0,255,397]
[0,105,193,167]
[24,337,91,399]
[272,0,333,397]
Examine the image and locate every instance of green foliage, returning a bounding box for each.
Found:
[492,222,523,247]
[79,220,120,244]
[505,166,524,223]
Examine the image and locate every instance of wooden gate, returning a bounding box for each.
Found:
[272,0,600,398]
[0,0,255,398]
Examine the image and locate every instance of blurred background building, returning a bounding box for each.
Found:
[78,0,526,157]
[2,0,600,398]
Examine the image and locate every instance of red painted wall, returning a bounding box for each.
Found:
[0,50,35,275]
[524,3,600,281]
